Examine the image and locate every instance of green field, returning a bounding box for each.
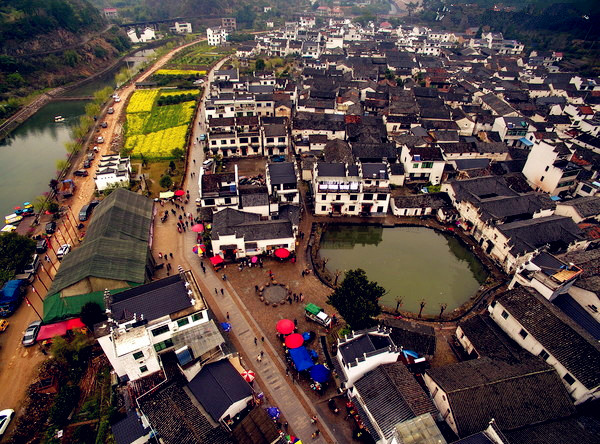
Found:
[167,42,233,68]
[124,89,197,159]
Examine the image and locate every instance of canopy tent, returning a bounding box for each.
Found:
[159,191,175,199]
[310,364,330,383]
[276,319,295,335]
[289,346,314,371]
[266,407,280,419]
[191,224,204,233]
[285,333,304,349]
[220,322,232,332]
[274,248,290,259]
[209,256,224,266]
[174,190,185,196]
[37,318,86,341]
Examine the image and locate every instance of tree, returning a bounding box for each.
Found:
[159,175,173,189]
[80,302,106,329]
[169,160,176,172]
[255,58,266,71]
[0,232,36,285]
[327,269,383,330]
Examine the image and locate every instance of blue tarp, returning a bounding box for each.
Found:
[289,346,314,371]
[519,137,533,147]
[310,364,330,383]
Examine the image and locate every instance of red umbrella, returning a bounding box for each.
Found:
[274,248,290,259]
[13,206,21,210]
[191,223,204,233]
[251,256,258,263]
[209,255,224,266]
[174,190,185,196]
[240,369,255,383]
[285,333,304,349]
[276,319,295,335]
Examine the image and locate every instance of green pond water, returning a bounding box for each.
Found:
[319,225,488,315]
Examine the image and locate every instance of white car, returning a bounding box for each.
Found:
[202,159,214,167]
[0,409,15,438]
[56,243,71,260]
[114,97,121,103]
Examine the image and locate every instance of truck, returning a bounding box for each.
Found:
[304,303,332,328]
[0,280,26,318]
[59,179,75,198]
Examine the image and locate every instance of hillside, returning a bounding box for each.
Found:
[0,0,132,112]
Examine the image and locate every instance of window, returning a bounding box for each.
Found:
[363,193,373,201]
[192,312,204,322]
[133,351,144,360]
[177,318,190,327]
[519,328,528,339]
[413,163,419,169]
[321,195,326,201]
[239,137,248,143]
[151,325,170,337]
[220,139,226,145]
[224,197,231,204]
[540,176,544,182]
[278,137,286,143]
[204,198,215,206]
[321,206,327,211]
[140,366,148,373]
[349,206,355,212]
[267,137,274,143]
[563,373,576,386]
[211,140,217,146]
[539,349,550,361]
[350,195,358,201]
[422,162,434,169]
[335,195,341,201]
[377,194,387,201]
[501,310,509,320]
[154,339,174,352]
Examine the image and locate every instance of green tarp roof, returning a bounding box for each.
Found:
[305,303,322,315]
[48,189,153,296]
[43,288,130,323]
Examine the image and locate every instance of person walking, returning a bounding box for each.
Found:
[311,415,318,424]
[221,288,224,295]
[260,351,264,358]
[256,353,262,362]
[254,337,258,346]
[222,274,227,281]
[261,336,264,343]
[215,288,218,295]
[226,312,229,320]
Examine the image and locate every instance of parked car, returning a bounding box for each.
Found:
[100,122,108,128]
[22,321,41,347]
[0,409,15,437]
[45,221,56,234]
[202,159,214,167]
[107,107,114,114]
[83,159,91,169]
[74,170,88,177]
[23,254,40,274]
[0,319,8,332]
[79,204,94,221]
[97,136,104,143]
[56,244,71,260]
[35,239,48,254]
[272,155,286,162]
[199,134,207,141]
[114,96,121,103]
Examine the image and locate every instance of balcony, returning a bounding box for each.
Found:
[362,186,390,193]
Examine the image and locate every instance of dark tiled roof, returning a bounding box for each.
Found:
[201,172,236,194]
[498,215,584,256]
[263,124,287,137]
[558,247,600,292]
[232,408,281,444]
[213,208,293,241]
[497,287,600,388]
[384,318,436,356]
[427,356,575,437]
[362,163,389,179]
[140,382,232,444]
[458,313,523,362]
[448,176,518,203]
[393,193,452,211]
[316,162,347,177]
[553,293,600,340]
[503,416,600,444]
[239,187,269,207]
[110,274,192,322]
[354,363,438,440]
[476,193,555,224]
[111,411,148,444]
[339,332,393,365]
[268,162,296,185]
[452,432,497,444]
[188,359,253,422]
[406,146,444,161]
[559,196,600,219]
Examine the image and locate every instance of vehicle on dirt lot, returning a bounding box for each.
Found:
[97,136,104,143]
[36,239,48,253]
[107,107,114,114]
[101,122,108,128]
[0,409,15,437]
[74,170,88,177]
[304,303,332,328]
[45,221,56,234]
[22,321,42,347]
[56,244,71,260]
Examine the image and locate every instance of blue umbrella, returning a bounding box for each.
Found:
[309,349,318,359]
[266,407,280,419]
[302,332,311,341]
[220,322,232,332]
[310,364,330,383]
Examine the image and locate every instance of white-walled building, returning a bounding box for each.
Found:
[198,166,239,209]
[170,22,192,34]
[127,27,156,43]
[489,287,600,405]
[522,140,581,195]
[95,154,131,191]
[335,327,400,389]
[400,145,445,185]
[95,271,227,382]
[207,27,229,46]
[266,162,300,204]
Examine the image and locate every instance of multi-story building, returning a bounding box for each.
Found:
[400,145,445,185]
[170,22,192,34]
[221,17,237,32]
[265,162,300,204]
[207,26,228,46]
[522,140,581,195]
[198,166,239,209]
[94,154,131,191]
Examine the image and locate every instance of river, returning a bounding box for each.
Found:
[0,49,155,219]
[319,225,488,315]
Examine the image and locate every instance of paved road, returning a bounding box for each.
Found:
[172,60,335,443]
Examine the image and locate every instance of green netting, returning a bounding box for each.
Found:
[43,288,129,323]
[48,189,153,296]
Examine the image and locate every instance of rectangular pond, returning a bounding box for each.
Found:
[319,224,488,316]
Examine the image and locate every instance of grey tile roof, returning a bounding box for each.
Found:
[393,193,452,212]
[426,356,575,437]
[111,411,148,444]
[110,274,193,322]
[458,313,524,362]
[317,162,347,177]
[354,363,438,440]
[448,176,519,204]
[497,215,584,256]
[497,287,600,389]
[212,208,293,241]
[503,416,600,444]
[239,187,269,208]
[339,332,393,365]
[187,359,253,422]
[559,196,600,219]
[362,163,389,179]
[558,248,600,293]
[476,193,555,224]
[232,407,281,444]
[268,162,296,185]
[384,318,436,356]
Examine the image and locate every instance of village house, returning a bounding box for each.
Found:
[399,145,445,185]
[94,154,131,191]
[489,287,600,404]
[198,167,239,210]
[522,140,581,195]
[555,196,600,223]
[265,162,300,204]
[207,26,228,46]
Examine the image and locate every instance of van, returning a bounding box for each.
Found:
[79,204,93,221]
[23,254,40,274]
